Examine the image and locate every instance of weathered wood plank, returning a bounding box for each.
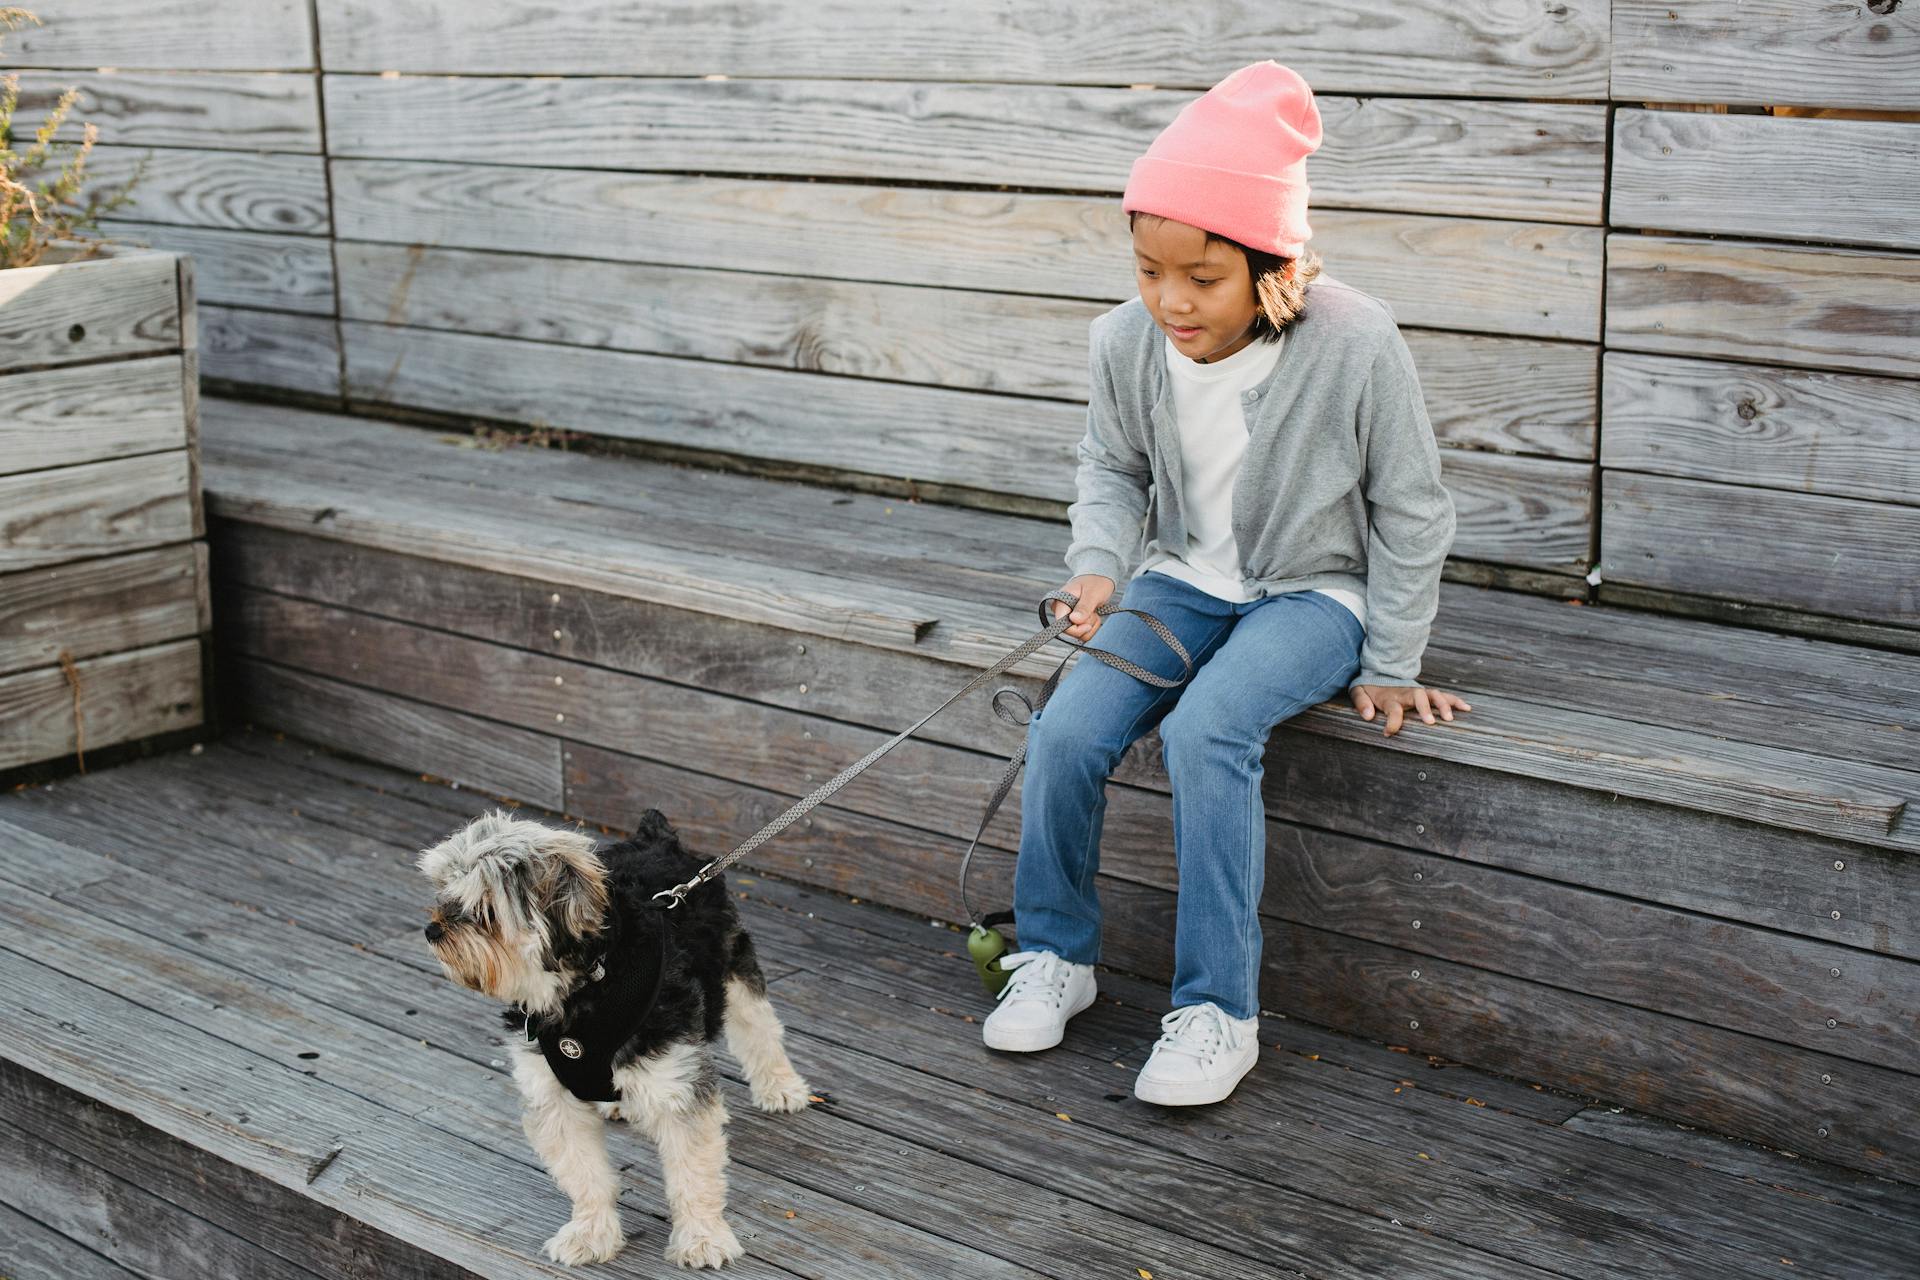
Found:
[0,1118,326,1280]
[340,317,1084,498]
[1599,470,1920,630]
[1612,0,1920,110]
[1292,685,1917,853]
[0,1067,473,1280]
[0,246,181,374]
[1602,350,1920,505]
[10,70,322,152]
[228,657,564,809]
[1,0,314,69]
[332,319,1593,564]
[1596,584,1920,656]
[330,160,1602,339]
[1560,1107,1920,1228]
[200,305,342,396]
[337,240,1108,402]
[1605,234,1920,379]
[107,221,336,314]
[0,1198,147,1280]
[213,524,1920,959]
[1269,917,1920,1186]
[337,241,1597,458]
[202,449,957,664]
[1405,329,1597,460]
[1314,211,1602,341]
[0,543,203,678]
[0,638,201,771]
[1611,110,1920,251]
[88,145,329,236]
[326,76,1604,223]
[0,451,195,571]
[1417,586,1920,775]
[1437,449,1593,573]
[0,354,186,474]
[314,0,1609,97]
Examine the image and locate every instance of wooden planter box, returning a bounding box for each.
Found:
[0,242,207,772]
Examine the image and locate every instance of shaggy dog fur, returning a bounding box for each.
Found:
[418,807,811,1269]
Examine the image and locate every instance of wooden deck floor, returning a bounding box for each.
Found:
[3,733,1917,1280]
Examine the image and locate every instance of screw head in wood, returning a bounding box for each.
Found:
[1834,861,1845,871]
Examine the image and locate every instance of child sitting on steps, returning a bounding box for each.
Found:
[981,61,1473,1107]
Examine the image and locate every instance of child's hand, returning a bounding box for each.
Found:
[1349,684,1471,737]
[1049,574,1117,642]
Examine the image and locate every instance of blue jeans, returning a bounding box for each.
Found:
[1012,569,1366,1021]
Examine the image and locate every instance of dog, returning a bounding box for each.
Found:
[418,807,812,1269]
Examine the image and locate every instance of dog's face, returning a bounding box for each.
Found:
[417,809,610,1012]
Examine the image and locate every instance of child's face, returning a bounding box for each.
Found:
[1131,215,1259,364]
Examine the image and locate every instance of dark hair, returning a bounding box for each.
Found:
[1128,210,1322,343]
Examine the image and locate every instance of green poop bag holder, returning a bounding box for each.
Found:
[648,587,1191,997]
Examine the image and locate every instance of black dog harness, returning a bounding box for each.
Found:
[518,908,670,1103]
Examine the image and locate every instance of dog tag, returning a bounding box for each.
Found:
[558,1037,584,1059]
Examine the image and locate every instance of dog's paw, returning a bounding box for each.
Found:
[544,1210,625,1266]
[750,1070,814,1114]
[664,1218,742,1269]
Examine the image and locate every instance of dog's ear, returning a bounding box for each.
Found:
[631,808,679,846]
[529,828,609,938]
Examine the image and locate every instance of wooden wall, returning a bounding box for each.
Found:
[1598,5,1920,645]
[12,2,1916,639]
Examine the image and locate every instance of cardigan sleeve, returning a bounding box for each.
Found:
[1063,317,1151,584]
[1348,329,1456,691]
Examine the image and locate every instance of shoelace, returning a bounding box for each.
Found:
[995,950,1070,1005]
[1153,1003,1249,1066]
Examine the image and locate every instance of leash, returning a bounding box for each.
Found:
[652,587,1193,989]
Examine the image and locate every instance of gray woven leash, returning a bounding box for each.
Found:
[652,587,1193,910]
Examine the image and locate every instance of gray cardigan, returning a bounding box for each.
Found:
[1064,275,1457,692]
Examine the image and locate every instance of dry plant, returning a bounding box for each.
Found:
[2,7,146,269]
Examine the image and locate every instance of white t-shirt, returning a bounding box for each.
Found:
[1137,331,1368,629]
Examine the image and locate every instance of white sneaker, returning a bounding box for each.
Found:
[1132,1002,1261,1106]
[980,951,1096,1052]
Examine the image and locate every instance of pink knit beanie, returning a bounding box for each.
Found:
[1122,61,1324,258]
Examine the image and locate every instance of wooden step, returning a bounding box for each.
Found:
[200,396,1920,854]
[3,740,1915,1278]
